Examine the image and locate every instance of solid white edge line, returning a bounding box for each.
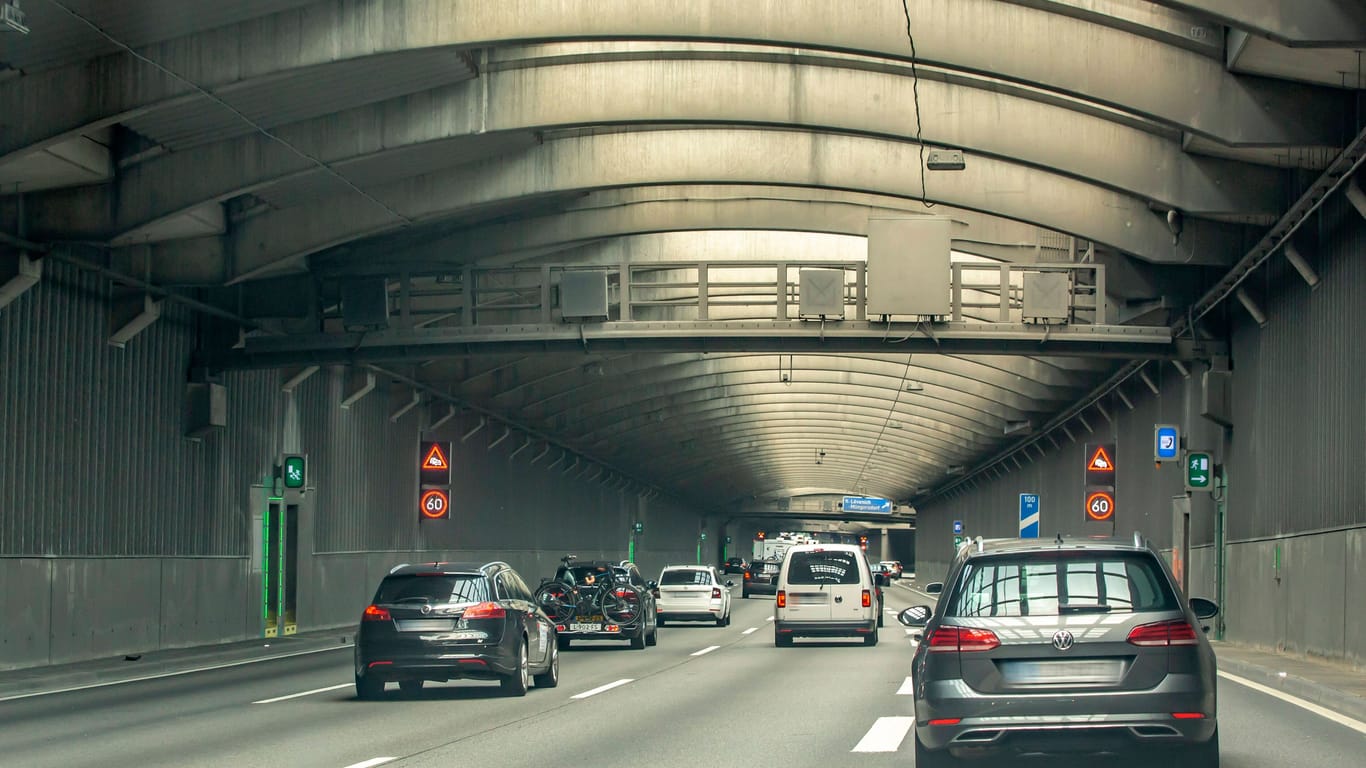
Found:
[571,678,634,700]
[253,682,353,704]
[1218,671,1366,736]
[851,716,916,753]
[342,758,396,768]
[0,645,349,703]
[896,676,916,695]
[691,645,721,657]
[742,627,759,635]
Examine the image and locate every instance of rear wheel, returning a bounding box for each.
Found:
[533,641,559,689]
[775,630,793,647]
[646,621,659,646]
[630,623,647,649]
[914,731,954,767]
[500,639,529,697]
[715,613,726,627]
[742,589,750,599]
[354,672,383,700]
[397,679,423,696]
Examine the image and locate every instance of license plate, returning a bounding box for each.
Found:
[1002,659,1124,685]
[569,623,602,632]
[396,619,456,632]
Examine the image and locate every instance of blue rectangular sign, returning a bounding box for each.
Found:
[1019,494,1040,539]
[952,519,964,534]
[842,496,892,514]
[1155,425,1179,461]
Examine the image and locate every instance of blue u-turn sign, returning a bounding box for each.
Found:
[1019,494,1040,538]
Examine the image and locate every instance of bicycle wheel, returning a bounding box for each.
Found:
[600,585,641,624]
[535,582,577,625]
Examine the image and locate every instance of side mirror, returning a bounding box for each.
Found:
[646,580,658,590]
[898,606,933,627]
[874,573,888,587]
[725,580,735,587]
[1190,597,1219,620]
[925,582,944,595]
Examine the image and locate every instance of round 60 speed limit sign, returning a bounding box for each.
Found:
[420,488,450,520]
[1085,490,1115,522]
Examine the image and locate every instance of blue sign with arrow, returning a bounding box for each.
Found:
[1019,494,1040,539]
[842,496,892,514]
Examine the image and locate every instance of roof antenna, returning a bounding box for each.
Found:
[1055,532,1064,548]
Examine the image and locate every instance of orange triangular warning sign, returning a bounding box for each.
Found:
[422,443,450,470]
[1087,446,1114,472]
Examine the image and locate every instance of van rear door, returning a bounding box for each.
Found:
[783,549,866,622]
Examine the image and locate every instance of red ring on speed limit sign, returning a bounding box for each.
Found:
[1085,490,1115,521]
[420,488,450,519]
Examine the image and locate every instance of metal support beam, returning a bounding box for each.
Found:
[429,403,458,431]
[0,251,42,311]
[1139,369,1162,395]
[509,437,532,460]
[461,416,487,442]
[1347,175,1366,220]
[1171,360,1191,379]
[389,389,422,422]
[340,369,376,408]
[1283,243,1320,289]
[1116,388,1135,411]
[108,294,163,348]
[281,365,320,393]
[1235,288,1269,327]
[488,426,512,450]
[529,444,550,465]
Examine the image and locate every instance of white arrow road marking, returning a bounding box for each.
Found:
[253,683,352,704]
[852,717,916,752]
[571,678,634,700]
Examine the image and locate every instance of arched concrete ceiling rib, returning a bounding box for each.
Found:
[152,128,1246,282]
[19,53,1284,241]
[0,0,1343,164]
[1144,0,1366,46]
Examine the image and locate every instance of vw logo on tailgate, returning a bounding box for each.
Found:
[1051,629,1074,651]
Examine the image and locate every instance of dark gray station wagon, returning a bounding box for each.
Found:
[900,535,1220,767]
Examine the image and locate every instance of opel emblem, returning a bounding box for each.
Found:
[1052,629,1074,651]
[420,604,432,615]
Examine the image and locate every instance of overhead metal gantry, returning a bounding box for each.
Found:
[1,0,1361,515]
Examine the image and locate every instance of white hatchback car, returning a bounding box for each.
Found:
[656,565,733,626]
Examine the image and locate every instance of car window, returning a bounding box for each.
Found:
[660,569,712,585]
[948,553,1179,618]
[785,551,862,585]
[376,574,491,604]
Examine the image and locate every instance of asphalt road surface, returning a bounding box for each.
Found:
[1,581,1361,767]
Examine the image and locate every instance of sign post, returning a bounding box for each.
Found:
[1019,494,1040,538]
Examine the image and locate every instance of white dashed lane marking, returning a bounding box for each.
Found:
[571,678,634,700]
[851,717,916,753]
[896,677,915,695]
[691,645,721,657]
[253,683,352,704]
[742,627,759,635]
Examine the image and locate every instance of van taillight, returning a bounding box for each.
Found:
[712,587,722,598]
[1127,619,1199,646]
[776,590,786,608]
[362,605,391,622]
[463,602,506,620]
[861,590,871,608]
[743,571,751,580]
[925,626,1000,653]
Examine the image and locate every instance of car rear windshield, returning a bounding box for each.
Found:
[376,574,491,605]
[947,553,1178,618]
[785,550,863,585]
[660,569,711,586]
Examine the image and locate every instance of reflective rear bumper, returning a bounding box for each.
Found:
[774,619,877,637]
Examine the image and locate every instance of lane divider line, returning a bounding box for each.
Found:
[691,645,721,657]
[766,616,775,622]
[1218,671,1366,736]
[253,682,352,704]
[0,645,349,703]
[851,716,916,753]
[342,759,396,768]
[896,676,916,696]
[742,627,759,635]
[571,678,634,700]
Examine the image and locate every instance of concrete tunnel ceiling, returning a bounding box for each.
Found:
[1,0,1362,520]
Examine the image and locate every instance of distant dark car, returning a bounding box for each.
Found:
[538,559,658,650]
[721,557,750,574]
[899,535,1220,767]
[742,559,781,598]
[353,561,559,699]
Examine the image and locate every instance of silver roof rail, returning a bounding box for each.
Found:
[1132,531,1146,548]
[976,536,985,553]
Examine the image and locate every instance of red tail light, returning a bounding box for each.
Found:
[929,718,962,726]
[462,602,506,620]
[776,590,787,608]
[743,571,751,580]
[1172,712,1205,720]
[861,590,872,608]
[925,625,1001,653]
[1127,619,1199,647]
[712,587,722,598]
[362,605,391,622]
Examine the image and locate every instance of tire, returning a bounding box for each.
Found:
[914,731,954,768]
[630,623,647,649]
[533,641,559,689]
[398,679,423,696]
[557,635,571,651]
[775,630,793,647]
[657,616,667,627]
[500,639,529,697]
[878,611,885,629]
[864,629,879,646]
[355,671,383,700]
[1178,728,1219,768]
[646,622,658,646]
[742,589,750,599]
[715,613,726,627]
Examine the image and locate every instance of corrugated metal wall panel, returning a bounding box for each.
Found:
[1228,194,1366,542]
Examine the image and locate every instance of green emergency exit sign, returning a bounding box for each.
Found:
[1185,451,1212,492]
[283,455,306,489]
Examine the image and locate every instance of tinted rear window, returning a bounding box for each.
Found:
[947,553,1178,618]
[376,574,491,605]
[785,551,863,585]
[660,569,712,585]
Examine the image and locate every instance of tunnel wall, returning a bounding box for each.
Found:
[0,260,703,670]
[915,191,1366,666]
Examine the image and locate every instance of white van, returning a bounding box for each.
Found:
[773,543,881,647]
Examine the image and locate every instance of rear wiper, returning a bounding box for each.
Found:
[1059,604,1112,614]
